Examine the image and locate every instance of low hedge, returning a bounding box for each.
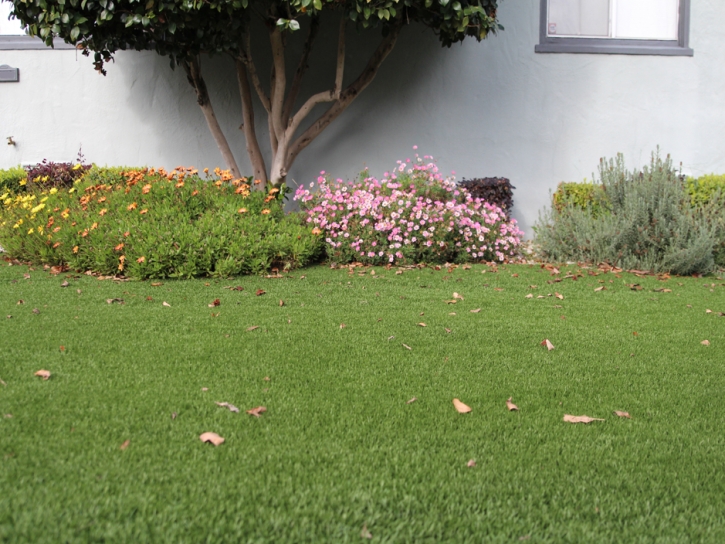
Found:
[0,166,323,278]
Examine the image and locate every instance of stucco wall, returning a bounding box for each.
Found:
[1,0,724,235]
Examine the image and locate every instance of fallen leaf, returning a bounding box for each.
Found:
[563,414,605,424]
[263,376,270,381]
[449,312,456,315]
[17,299,24,305]
[208,298,221,307]
[120,439,130,450]
[246,326,259,331]
[614,411,631,419]
[453,398,472,413]
[633,331,638,336]
[340,323,346,329]
[0,377,6,386]
[627,283,643,291]
[444,328,452,333]
[34,370,51,380]
[32,308,39,314]
[387,335,395,341]
[199,432,225,446]
[162,301,171,307]
[246,406,267,417]
[60,280,69,288]
[279,300,285,307]
[555,293,564,300]
[506,397,519,411]
[511,273,519,278]
[705,309,712,314]
[417,322,427,327]
[215,401,240,413]
[525,294,533,299]
[444,299,457,304]
[59,345,65,352]
[106,298,125,304]
[201,387,208,391]
[151,282,163,287]
[23,273,30,280]
[77,289,82,294]
[171,412,177,420]
[494,288,504,292]
[402,343,412,350]
[701,340,710,346]
[406,397,417,404]
[467,459,477,467]
[361,524,372,540]
[541,339,555,351]
[255,289,266,296]
[470,308,481,313]
[594,286,606,292]
[453,292,464,300]
[6,315,11,319]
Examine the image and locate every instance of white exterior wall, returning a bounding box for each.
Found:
[1,0,724,235]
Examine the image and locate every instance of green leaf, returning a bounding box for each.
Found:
[168,21,176,33]
[70,25,79,40]
[141,16,150,26]
[61,12,70,23]
[312,0,321,10]
[348,10,356,21]
[288,19,300,31]
[439,0,449,6]
[452,1,460,10]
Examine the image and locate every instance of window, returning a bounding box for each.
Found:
[536,0,693,56]
[0,1,73,49]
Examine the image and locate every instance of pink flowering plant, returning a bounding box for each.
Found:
[294,152,524,265]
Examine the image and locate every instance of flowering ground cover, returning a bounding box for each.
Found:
[0,261,724,542]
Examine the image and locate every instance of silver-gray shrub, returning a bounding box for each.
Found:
[535,151,716,275]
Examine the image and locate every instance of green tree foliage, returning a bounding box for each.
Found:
[6,0,502,184]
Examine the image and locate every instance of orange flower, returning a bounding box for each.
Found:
[98,196,106,203]
[52,242,61,249]
[312,227,322,235]
[73,245,79,253]
[71,221,77,226]
[238,208,248,214]
[99,208,108,216]
[264,195,275,203]
[119,255,126,263]
[191,190,199,196]
[81,229,89,238]
[123,231,130,237]
[115,243,124,251]
[268,188,280,195]
[204,168,209,174]
[254,179,262,185]
[142,184,152,194]
[139,209,148,215]
[127,202,137,211]
[175,181,184,188]
[53,226,61,233]
[261,209,271,215]
[91,222,98,230]
[214,180,223,187]
[46,217,55,228]
[136,256,146,263]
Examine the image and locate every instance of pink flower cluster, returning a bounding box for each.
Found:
[294,154,524,265]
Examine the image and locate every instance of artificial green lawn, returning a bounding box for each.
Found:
[0,260,723,543]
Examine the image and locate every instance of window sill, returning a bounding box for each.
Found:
[0,36,75,50]
[536,40,694,56]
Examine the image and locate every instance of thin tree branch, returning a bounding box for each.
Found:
[269,26,287,142]
[182,56,242,178]
[235,58,268,183]
[285,19,404,170]
[333,17,345,99]
[282,15,320,125]
[238,31,271,113]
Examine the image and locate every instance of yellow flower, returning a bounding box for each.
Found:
[37,225,44,234]
[42,176,49,182]
[27,228,34,234]
[72,163,83,171]
[13,223,20,229]
[69,188,76,193]
[19,179,27,186]
[49,188,58,194]
[73,245,79,253]
[40,196,49,203]
[0,192,7,200]
[31,203,46,214]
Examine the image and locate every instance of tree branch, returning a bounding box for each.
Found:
[182,56,242,178]
[285,19,404,170]
[235,58,268,184]
[282,15,320,125]
[268,26,287,143]
[238,31,271,113]
[333,17,345,99]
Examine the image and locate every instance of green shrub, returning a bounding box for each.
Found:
[0,166,323,278]
[535,151,716,275]
[686,173,725,207]
[0,165,27,195]
[551,181,609,218]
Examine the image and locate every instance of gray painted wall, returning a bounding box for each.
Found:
[1,0,724,236]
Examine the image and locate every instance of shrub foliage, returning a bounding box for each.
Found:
[0,167,322,278]
[535,152,716,275]
[458,177,515,218]
[294,154,523,265]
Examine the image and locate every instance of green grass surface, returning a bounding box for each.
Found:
[1,261,724,543]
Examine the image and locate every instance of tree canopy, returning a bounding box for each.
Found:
[8,0,502,184]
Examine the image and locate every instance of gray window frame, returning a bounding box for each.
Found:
[0,35,74,50]
[535,0,693,56]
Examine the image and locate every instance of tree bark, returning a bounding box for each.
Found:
[182,57,242,178]
[235,59,268,184]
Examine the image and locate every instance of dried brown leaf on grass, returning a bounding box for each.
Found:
[151,282,163,287]
[541,339,555,351]
[470,308,481,313]
[614,411,631,418]
[453,292,464,301]
[208,298,221,307]
[563,414,605,424]
[467,459,476,467]
[594,286,606,292]
[106,298,124,304]
[402,343,412,350]
[216,402,240,413]
[246,326,259,331]
[453,398,472,413]
[0,377,7,386]
[256,289,266,296]
[60,281,70,288]
[506,397,519,411]
[199,432,225,446]
[120,439,130,450]
[361,524,373,539]
[162,301,171,307]
[34,370,51,380]
[246,406,267,417]
[417,322,427,327]
[406,397,417,404]
[554,293,564,300]
[525,294,533,299]
[701,340,710,346]
[279,300,285,307]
